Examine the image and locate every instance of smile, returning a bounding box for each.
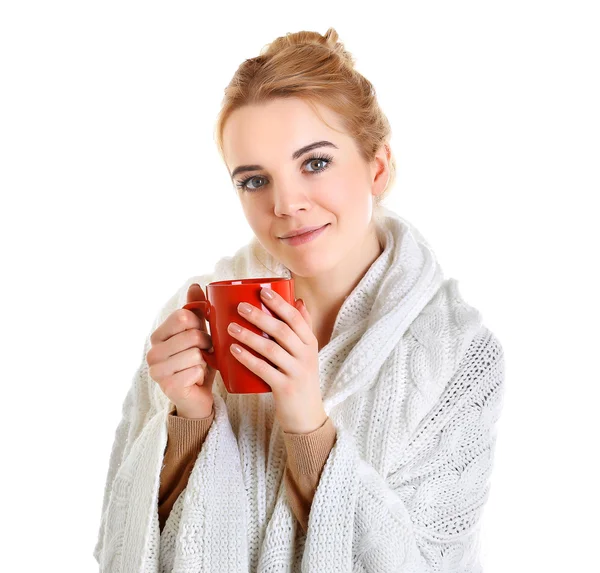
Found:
[280,223,330,246]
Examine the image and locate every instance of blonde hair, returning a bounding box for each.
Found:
[214,28,396,210]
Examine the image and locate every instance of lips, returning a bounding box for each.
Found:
[280,223,329,246]
[280,225,327,239]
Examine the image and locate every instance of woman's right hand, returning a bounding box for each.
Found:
[146,283,216,419]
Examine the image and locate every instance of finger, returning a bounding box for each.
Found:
[228,322,295,374]
[151,345,207,380]
[229,343,286,390]
[185,283,211,330]
[296,298,312,329]
[186,283,206,304]
[150,308,204,345]
[148,328,213,365]
[258,288,314,346]
[235,302,304,357]
[159,365,209,404]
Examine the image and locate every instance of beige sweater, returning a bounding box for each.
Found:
[158,404,337,534]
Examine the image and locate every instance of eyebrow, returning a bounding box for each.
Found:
[230,140,339,180]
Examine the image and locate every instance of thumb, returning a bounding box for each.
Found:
[186,282,206,304]
[186,283,209,326]
[296,298,312,327]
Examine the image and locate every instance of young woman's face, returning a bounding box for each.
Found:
[222,97,388,277]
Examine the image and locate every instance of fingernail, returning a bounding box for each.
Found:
[261,288,274,300]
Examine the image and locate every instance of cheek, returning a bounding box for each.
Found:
[241,201,267,227]
[321,175,364,212]
[314,175,348,209]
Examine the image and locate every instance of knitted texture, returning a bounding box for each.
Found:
[93,207,505,572]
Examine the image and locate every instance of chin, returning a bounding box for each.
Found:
[285,251,336,277]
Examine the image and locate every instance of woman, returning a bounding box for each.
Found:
[94,28,505,572]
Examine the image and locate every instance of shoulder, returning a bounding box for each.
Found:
[462,326,505,377]
[451,325,506,407]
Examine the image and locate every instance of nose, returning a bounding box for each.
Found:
[272,182,312,218]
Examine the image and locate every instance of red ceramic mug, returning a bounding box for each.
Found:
[182,277,296,394]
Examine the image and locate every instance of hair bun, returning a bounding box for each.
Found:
[260,27,355,67]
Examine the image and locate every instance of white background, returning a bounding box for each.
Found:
[1,1,598,571]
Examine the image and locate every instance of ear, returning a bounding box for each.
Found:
[371,142,391,198]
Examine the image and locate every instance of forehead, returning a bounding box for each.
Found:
[222,98,348,165]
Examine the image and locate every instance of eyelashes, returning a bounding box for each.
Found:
[234,153,334,192]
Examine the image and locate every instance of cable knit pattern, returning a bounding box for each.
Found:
[93,206,505,572]
[158,407,336,535]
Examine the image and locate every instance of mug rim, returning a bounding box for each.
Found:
[207,277,291,287]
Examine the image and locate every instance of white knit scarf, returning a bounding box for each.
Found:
[94,206,503,572]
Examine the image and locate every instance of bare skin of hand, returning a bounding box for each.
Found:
[227,287,327,434]
[146,284,216,419]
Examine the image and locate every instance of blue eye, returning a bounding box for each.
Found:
[235,153,334,192]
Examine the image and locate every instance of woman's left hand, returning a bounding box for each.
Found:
[227,287,327,434]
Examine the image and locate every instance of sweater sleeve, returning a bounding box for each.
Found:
[158,403,216,533]
[93,275,220,567]
[282,416,337,533]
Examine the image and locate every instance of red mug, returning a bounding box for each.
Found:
[182,277,296,394]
